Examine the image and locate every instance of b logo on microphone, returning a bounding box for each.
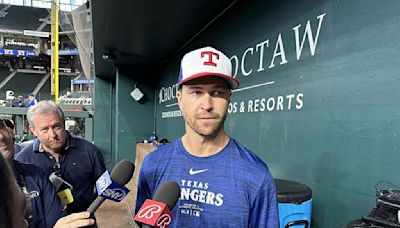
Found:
[137,204,162,219]
[134,199,173,228]
[156,214,171,228]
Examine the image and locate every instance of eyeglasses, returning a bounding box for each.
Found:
[0,119,14,130]
[0,119,7,130]
[0,119,15,142]
[0,119,11,137]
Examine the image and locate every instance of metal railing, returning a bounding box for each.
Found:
[0,106,93,142]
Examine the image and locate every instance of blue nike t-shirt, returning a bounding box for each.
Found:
[135,138,279,228]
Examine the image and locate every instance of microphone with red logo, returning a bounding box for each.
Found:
[87,159,135,214]
[134,181,181,228]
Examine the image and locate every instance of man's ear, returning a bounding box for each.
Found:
[30,127,37,137]
[176,90,182,109]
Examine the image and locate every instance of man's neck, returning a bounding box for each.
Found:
[42,145,61,161]
[182,130,230,157]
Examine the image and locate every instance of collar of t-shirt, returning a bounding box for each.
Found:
[34,133,76,176]
[178,137,233,162]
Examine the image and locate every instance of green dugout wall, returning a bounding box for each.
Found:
[93,69,154,168]
[93,0,400,227]
[155,0,400,227]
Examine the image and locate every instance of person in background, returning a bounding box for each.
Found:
[0,151,29,228]
[28,93,38,108]
[0,119,65,227]
[3,119,22,154]
[11,95,26,107]
[0,154,96,228]
[15,100,107,214]
[135,46,279,227]
[9,97,16,107]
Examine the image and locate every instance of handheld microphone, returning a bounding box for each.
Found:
[95,170,130,202]
[49,172,74,206]
[49,172,73,191]
[134,181,181,228]
[87,159,135,214]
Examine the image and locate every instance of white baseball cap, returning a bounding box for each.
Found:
[178,46,239,89]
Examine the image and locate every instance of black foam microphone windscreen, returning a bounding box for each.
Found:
[87,159,135,214]
[110,159,135,185]
[152,180,181,210]
[49,172,73,191]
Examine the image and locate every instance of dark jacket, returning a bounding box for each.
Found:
[13,160,66,228]
[15,134,107,214]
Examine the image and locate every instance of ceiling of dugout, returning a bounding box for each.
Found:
[91,0,237,84]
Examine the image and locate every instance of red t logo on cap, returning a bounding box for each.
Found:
[201,51,219,67]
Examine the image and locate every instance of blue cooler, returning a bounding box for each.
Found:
[275,179,312,228]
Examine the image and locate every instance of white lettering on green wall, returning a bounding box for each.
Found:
[159,13,326,117]
[159,83,179,104]
[231,13,326,77]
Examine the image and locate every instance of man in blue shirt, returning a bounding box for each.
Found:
[11,95,26,107]
[135,46,279,227]
[0,119,66,228]
[15,100,106,214]
[28,93,38,108]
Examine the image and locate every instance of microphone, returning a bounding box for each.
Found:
[49,172,73,191]
[134,181,181,228]
[87,159,135,214]
[94,170,130,202]
[49,172,74,206]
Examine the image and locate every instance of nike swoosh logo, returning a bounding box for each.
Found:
[189,168,208,175]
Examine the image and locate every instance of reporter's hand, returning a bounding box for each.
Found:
[54,211,95,228]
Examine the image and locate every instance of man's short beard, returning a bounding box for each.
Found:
[184,112,227,138]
